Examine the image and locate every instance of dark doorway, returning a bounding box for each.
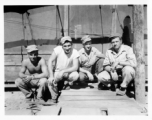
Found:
[122,16,132,46]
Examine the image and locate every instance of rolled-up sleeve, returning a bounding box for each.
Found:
[126,48,137,68]
[103,51,111,67]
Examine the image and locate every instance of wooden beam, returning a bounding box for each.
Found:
[133,5,145,104]
[111,5,117,34]
[64,5,69,36]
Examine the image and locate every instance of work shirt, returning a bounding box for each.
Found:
[54,46,79,72]
[79,47,102,67]
[103,44,137,68]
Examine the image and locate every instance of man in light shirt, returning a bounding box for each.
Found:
[98,33,137,95]
[48,36,79,103]
[78,35,105,84]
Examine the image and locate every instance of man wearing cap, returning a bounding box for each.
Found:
[15,45,48,104]
[78,35,105,84]
[48,36,79,103]
[97,33,137,95]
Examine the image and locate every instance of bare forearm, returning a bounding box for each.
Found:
[119,61,134,67]
[33,73,48,79]
[48,62,54,78]
[96,54,105,58]
[63,66,78,73]
[79,67,89,74]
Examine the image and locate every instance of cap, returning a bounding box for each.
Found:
[81,35,91,44]
[110,33,121,38]
[60,36,72,44]
[26,45,38,53]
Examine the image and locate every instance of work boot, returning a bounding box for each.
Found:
[25,97,33,103]
[116,87,126,96]
[52,80,58,94]
[35,98,45,105]
[46,99,57,105]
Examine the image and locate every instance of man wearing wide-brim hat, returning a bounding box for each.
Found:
[97,33,137,96]
[15,45,48,104]
[78,35,105,84]
[48,36,79,103]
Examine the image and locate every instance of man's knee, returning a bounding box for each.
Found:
[79,72,87,82]
[97,71,110,82]
[122,66,135,77]
[15,78,23,86]
[69,72,79,81]
[39,78,48,86]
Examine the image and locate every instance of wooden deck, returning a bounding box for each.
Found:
[5,83,147,115]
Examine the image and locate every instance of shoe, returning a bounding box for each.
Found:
[52,80,58,94]
[25,98,33,103]
[98,82,110,90]
[110,84,116,91]
[35,98,45,105]
[98,82,107,90]
[116,87,126,96]
[46,99,57,105]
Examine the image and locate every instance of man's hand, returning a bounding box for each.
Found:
[110,71,118,81]
[86,71,94,81]
[23,75,33,83]
[48,76,54,86]
[111,61,119,72]
[116,65,123,70]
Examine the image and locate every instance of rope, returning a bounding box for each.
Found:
[56,6,64,37]
[99,5,104,53]
[115,8,124,31]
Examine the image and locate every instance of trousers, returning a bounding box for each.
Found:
[15,77,48,99]
[79,58,104,82]
[97,66,135,87]
[48,71,79,100]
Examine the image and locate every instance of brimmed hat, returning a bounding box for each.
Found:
[81,35,91,44]
[60,36,72,44]
[26,45,38,53]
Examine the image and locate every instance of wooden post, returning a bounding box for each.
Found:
[64,5,69,36]
[111,5,117,35]
[133,5,145,104]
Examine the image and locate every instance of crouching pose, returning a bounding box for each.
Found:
[78,35,105,84]
[48,36,79,103]
[98,33,137,95]
[15,45,48,103]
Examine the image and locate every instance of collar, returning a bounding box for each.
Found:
[81,47,93,55]
[110,44,126,55]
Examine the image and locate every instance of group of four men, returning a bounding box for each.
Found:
[15,33,137,104]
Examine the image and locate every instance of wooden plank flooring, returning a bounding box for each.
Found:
[5,83,145,115]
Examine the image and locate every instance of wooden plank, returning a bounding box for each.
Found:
[5,109,31,115]
[60,107,103,115]
[5,66,21,81]
[61,90,116,96]
[37,106,60,115]
[108,107,143,115]
[59,95,128,101]
[5,84,17,88]
[57,99,140,108]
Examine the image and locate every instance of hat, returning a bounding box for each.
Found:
[60,36,72,44]
[81,35,91,44]
[110,33,121,38]
[26,45,38,53]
